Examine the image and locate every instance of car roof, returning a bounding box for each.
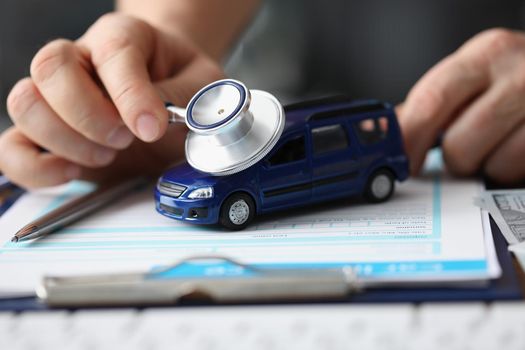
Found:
[282,96,393,134]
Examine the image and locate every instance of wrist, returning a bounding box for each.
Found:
[116,0,260,62]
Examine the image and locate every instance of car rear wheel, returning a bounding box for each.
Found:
[364,169,395,203]
[219,193,255,230]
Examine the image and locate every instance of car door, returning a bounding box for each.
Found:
[310,121,361,201]
[258,132,311,211]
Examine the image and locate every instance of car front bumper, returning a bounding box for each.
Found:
[154,190,220,225]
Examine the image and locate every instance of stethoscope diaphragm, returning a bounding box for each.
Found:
[166,79,285,176]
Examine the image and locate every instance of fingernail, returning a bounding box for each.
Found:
[65,165,81,180]
[136,114,160,142]
[107,125,134,149]
[93,148,116,165]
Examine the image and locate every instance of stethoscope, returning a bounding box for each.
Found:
[166,79,285,176]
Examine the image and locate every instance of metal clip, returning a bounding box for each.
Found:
[37,255,360,307]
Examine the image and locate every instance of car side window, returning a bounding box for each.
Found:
[311,124,349,155]
[353,116,389,145]
[267,135,305,166]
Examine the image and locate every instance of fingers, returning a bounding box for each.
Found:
[2,12,225,189]
[78,14,193,142]
[94,43,166,142]
[399,51,490,174]
[30,39,135,150]
[155,54,224,106]
[0,128,81,189]
[7,78,117,167]
[399,28,525,180]
[442,80,525,176]
[484,121,525,184]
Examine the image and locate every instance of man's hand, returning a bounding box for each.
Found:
[398,28,525,184]
[0,13,222,188]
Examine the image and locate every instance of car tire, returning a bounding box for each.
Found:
[219,193,256,230]
[364,169,395,203]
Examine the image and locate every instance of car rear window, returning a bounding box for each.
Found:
[311,124,349,155]
[353,116,389,145]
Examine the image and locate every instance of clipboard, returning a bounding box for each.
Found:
[0,216,521,311]
[0,179,522,311]
[348,218,523,303]
[0,187,24,217]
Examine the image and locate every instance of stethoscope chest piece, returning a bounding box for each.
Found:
[167,79,285,176]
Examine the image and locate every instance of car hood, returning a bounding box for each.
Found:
[161,161,258,191]
[161,162,220,188]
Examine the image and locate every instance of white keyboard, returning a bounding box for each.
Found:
[1,302,524,350]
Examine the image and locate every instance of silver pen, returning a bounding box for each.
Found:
[11,177,149,243]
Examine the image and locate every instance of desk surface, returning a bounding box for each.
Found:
[2,302,525,350]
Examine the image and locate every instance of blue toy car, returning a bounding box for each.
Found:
[155,97,409,230]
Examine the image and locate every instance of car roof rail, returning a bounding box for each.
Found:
[308,101,389,122]
[284,95,352,113]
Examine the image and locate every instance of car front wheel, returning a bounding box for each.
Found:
[364,169,395,203]
[219,193,256,230]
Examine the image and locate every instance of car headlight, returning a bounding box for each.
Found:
[187,186,214,199]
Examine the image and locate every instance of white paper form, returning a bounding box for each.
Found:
[0,152,501,294]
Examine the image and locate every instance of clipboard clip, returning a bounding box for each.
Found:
[36,255,361,307]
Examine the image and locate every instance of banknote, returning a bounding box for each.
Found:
[480,190,525,245]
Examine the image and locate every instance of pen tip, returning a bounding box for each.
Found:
[11,225,38,243]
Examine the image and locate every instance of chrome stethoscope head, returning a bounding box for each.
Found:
[166,79,285,176]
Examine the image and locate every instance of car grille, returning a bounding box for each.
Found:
[157,181,187,198]
[160,204,184,217]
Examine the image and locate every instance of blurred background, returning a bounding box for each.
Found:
[0,0,112,130]
[1,0,525,131]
